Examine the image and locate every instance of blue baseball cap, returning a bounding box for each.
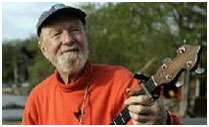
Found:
[36,3,86,36]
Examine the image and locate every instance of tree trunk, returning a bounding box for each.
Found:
[13,62,18,88]
[178,71,190,117]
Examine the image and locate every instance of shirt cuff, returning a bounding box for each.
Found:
[167,111,184,125]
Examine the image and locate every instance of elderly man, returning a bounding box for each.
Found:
[22,4,182,125]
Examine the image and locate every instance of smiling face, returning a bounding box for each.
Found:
[39,17,88,75]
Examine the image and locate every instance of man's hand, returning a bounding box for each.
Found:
[125,88,168,125]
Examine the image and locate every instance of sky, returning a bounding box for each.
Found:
[2,2,83,41]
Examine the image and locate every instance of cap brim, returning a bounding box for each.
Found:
[37,7,86,36]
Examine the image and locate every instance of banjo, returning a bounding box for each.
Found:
[110,44,201,125]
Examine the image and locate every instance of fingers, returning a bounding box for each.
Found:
[127,98,168,125]
[126,88,139,96]
[125,95,153,106]
[132,120,147,125]
[129,107,155,125]
[125,88,168,125]
[127,104,153,115]
[127,103,159,125]
[129,112,151,122]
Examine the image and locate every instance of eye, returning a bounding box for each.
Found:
[70,27,81,33]
[72,28,80,32]
[52,32,61,38]
[54,32,61,36]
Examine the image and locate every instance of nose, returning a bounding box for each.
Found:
[61,31,74,45]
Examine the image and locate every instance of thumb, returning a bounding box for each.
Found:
[126,88,139,96]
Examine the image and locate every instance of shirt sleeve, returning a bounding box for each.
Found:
[112,71,141,125]
[22,91,38,125]
[168,111,184,125]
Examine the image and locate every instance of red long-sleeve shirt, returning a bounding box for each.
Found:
[22,61,183,125]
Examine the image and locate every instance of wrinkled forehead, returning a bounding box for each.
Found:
[40,17,83,37]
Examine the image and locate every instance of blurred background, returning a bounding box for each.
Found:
[2,2,207,125]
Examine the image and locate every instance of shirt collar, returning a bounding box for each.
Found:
[54,60,93,91]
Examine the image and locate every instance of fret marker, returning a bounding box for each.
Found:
[119,113,125,123]
[121,117,125,123]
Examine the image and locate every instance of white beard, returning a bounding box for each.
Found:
[48,44,88,75]
[57,50,87,74]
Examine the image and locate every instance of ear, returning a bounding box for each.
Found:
[83,25,88,34]
[38,41,44,52]
[38,41,48,57]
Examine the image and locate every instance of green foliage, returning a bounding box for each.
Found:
[2,36,54,92]
[2,2,207,92]
[2,43,17,81]
[84,2,206,75]
[28,54,54,91]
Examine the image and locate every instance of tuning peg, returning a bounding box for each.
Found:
[183,39,187,44]
[175,72,184,87]
[177,46,186,54]
[163,57,172,63]
[195,64,205,74]
[175,80,184,87]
